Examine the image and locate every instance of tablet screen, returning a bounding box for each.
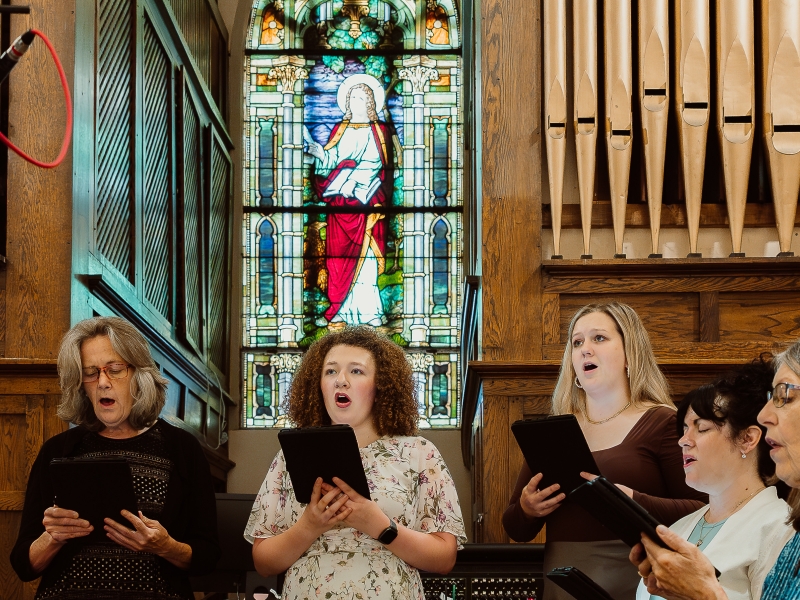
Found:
[49,457,138,544]
[511,415,600,495]
[278,425,371,504]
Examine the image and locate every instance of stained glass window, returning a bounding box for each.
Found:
[243,0,463,428]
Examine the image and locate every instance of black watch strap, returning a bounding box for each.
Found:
[377,518,398,545]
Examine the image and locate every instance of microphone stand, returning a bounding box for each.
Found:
[0,3,28,262]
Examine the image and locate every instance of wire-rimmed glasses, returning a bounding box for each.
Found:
[767,383,800,408]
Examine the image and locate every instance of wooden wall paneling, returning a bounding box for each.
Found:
[0,267,5,356]
[505,397,528,541]
[719,292,800,342]
[543,341,788,361]
[480,0,543,361]
[4,0,74,359]
[544,274,800,294]
[542,293,560,345]
[559,292,700,344]
[699,291,720,342]
[479,395,512,542]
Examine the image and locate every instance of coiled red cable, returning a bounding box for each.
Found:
[0,29,72,169]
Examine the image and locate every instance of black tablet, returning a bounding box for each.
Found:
[570,476,665,548]
[511,415,600,495]
[278,425,371,504]
[546,567,614,600]
[49,457,139,544]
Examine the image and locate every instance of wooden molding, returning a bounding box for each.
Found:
[461,359,750,468]
[542,256,800,278]
[0,359,58,378]
[542,202,800,228]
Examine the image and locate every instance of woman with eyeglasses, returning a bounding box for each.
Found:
[632,339,800,600]
[10,317,220,599]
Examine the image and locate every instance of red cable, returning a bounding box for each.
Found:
[0,29,72,169]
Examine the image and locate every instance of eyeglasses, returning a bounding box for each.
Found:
[767,383,800,408]
[82,363,130,383]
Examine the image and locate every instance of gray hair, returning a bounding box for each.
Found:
[551,301,673,416]
[774,339,800,380]
[56,317,167,431]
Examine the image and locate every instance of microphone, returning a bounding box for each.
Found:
[0,30,35,85]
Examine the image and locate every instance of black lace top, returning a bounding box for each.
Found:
[11,419,220,600]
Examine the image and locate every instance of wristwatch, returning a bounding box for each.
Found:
[376,518,398,545]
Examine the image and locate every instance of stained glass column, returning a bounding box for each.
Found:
[399,58,439,346]
[268,62,308,346]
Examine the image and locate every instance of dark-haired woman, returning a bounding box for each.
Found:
[244,327,466,600]
[636,359,793,600]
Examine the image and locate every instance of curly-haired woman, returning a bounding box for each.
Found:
[244,326,466,600]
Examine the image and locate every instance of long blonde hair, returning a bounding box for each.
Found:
[551,302,673,416]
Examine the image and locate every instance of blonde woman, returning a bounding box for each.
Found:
[503,302,706,600]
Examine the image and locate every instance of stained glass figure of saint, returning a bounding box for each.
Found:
[304,74,394,328]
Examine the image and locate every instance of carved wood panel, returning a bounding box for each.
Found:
[0,382,66,600]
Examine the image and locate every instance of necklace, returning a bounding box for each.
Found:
[585,400,632,425]
[695,515,725,547]
[696,486,766,547]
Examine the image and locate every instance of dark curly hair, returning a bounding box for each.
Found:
[676,355,779,486]
[281,327,418,436]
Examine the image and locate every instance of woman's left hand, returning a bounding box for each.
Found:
[580,472,634,498]
[639,525,727,600]
[105,510,181,558]
[330,477,392,539]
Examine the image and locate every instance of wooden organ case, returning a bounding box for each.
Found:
[467,0,800,546]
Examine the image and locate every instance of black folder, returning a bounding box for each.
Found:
[570,475,665,548]
[278,425,371,504]
[49,457,138,544]
[546,567,614,600]
[511,415,600,495]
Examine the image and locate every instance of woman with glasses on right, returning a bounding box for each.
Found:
[632,339,800,600]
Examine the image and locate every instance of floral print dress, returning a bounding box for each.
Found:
[244,436,467,599]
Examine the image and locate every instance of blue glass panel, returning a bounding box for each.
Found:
[258,117,276,206]
[258,218,276,314]
[432,218,448,314]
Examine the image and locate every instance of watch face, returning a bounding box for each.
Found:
[379,520,398,544]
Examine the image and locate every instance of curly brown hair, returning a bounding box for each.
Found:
[282,327,418,436]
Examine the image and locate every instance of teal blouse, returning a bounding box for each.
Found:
[762,531,800,600]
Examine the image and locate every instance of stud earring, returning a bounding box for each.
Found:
[574,376,583,389]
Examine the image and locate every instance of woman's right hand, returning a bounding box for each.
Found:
[42,506,93,544]
[297,477,352,537]
[519,473,565,519]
